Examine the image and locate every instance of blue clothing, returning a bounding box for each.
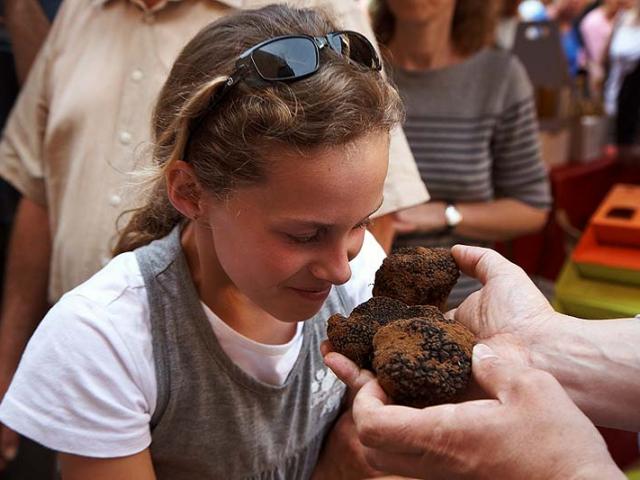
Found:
[38,0,62,21]
[562,27,582,77]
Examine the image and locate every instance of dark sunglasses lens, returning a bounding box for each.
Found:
[252,37,318,81]
[328,33,380,70]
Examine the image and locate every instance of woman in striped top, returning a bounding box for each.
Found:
[371,0,552,307]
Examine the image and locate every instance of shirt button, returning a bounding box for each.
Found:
[109,194,122,207]
[119,131,132,145]
[131,69,144,82]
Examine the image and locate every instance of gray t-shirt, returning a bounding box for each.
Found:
[392,48,551,306]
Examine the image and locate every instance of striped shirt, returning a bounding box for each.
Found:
[392,48,551,307]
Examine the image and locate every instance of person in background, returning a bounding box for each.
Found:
[548,0,591,77]
[0,1,62,478]
[4,0,59,85]
[370,0,551,307]
[604,0,640,149]
[0,5,406,478]
[495,0,521,50]
[325,244,638,479]
[0,0,429,471]
[580,0,630,98]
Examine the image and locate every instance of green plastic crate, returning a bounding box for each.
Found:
[554,261,640,319]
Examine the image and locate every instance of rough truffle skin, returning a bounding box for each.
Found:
[372,247,460,311]
[372,314,475,407]
[327,297,438,369]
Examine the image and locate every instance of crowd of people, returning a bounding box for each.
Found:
[0,0,637,479]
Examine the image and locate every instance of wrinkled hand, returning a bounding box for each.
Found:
[450,245,557,368]
[392,203,446,235]
[351,344,622,480]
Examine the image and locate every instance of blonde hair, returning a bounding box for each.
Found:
[114,5,403,254]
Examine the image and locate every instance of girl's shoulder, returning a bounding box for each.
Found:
[0,253,156,457]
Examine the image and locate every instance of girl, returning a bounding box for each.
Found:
[0,5,402,479]
[370,0,551,307]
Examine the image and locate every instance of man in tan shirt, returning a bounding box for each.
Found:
[0,0,428,471]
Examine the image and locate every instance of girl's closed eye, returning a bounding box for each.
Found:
[287,231,323,244]
[286,219,372,244]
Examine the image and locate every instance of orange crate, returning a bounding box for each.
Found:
[572,226,640,285]
[591,184,640,248]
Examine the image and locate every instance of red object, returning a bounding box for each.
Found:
[500,155,640,280]
[591,184,640,248]
[598,427,640,470]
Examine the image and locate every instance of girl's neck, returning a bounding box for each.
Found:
[388,9,462,71]
[181,222,297,345]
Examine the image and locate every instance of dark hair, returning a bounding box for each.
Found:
[370,0,499,56]
[114,5,403,254]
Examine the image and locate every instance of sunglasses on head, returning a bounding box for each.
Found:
[194,30,381,122]
[185,31,382,153]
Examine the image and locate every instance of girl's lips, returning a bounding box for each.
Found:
[289,286,332,301]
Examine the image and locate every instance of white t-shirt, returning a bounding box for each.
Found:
[0,231,385,458]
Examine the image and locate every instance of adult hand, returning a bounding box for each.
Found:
[351,344,623,480]
[392,203,446,235]
[450,245,557,368]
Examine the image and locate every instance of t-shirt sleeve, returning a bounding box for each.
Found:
[491,56,552,210]
[0,37,51,206]
[0,293,154,457]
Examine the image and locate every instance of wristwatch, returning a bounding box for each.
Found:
[444,204,463,232]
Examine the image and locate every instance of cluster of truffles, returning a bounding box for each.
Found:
[327,247,475,407]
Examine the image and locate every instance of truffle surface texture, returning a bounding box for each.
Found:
[327,296,438,369]
[372,312,475,407]
[373,247,459,311]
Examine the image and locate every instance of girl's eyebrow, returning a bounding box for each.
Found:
[281,198,385,229]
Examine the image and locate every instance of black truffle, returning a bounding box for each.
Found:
[372,314,475,407]
[373,247,460,311]
[327,297,438,370]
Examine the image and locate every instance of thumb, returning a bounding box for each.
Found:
[471,343,524,402]
[323,352,375,404]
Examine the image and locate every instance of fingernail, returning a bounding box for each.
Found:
[4,446,17,461]
[473,343,499,361]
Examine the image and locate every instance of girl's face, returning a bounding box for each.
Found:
[202,132,389,323]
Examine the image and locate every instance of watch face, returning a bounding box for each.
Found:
[445,204,462,227]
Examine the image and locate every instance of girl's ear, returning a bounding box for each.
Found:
[166,160,204,221]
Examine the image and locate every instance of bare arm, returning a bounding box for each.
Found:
[394,198,548,242]
[59,449,156,480]
[531,315,640,431]
[4,0,51,85]
[451,245,640,432]
[0,197,51,396]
